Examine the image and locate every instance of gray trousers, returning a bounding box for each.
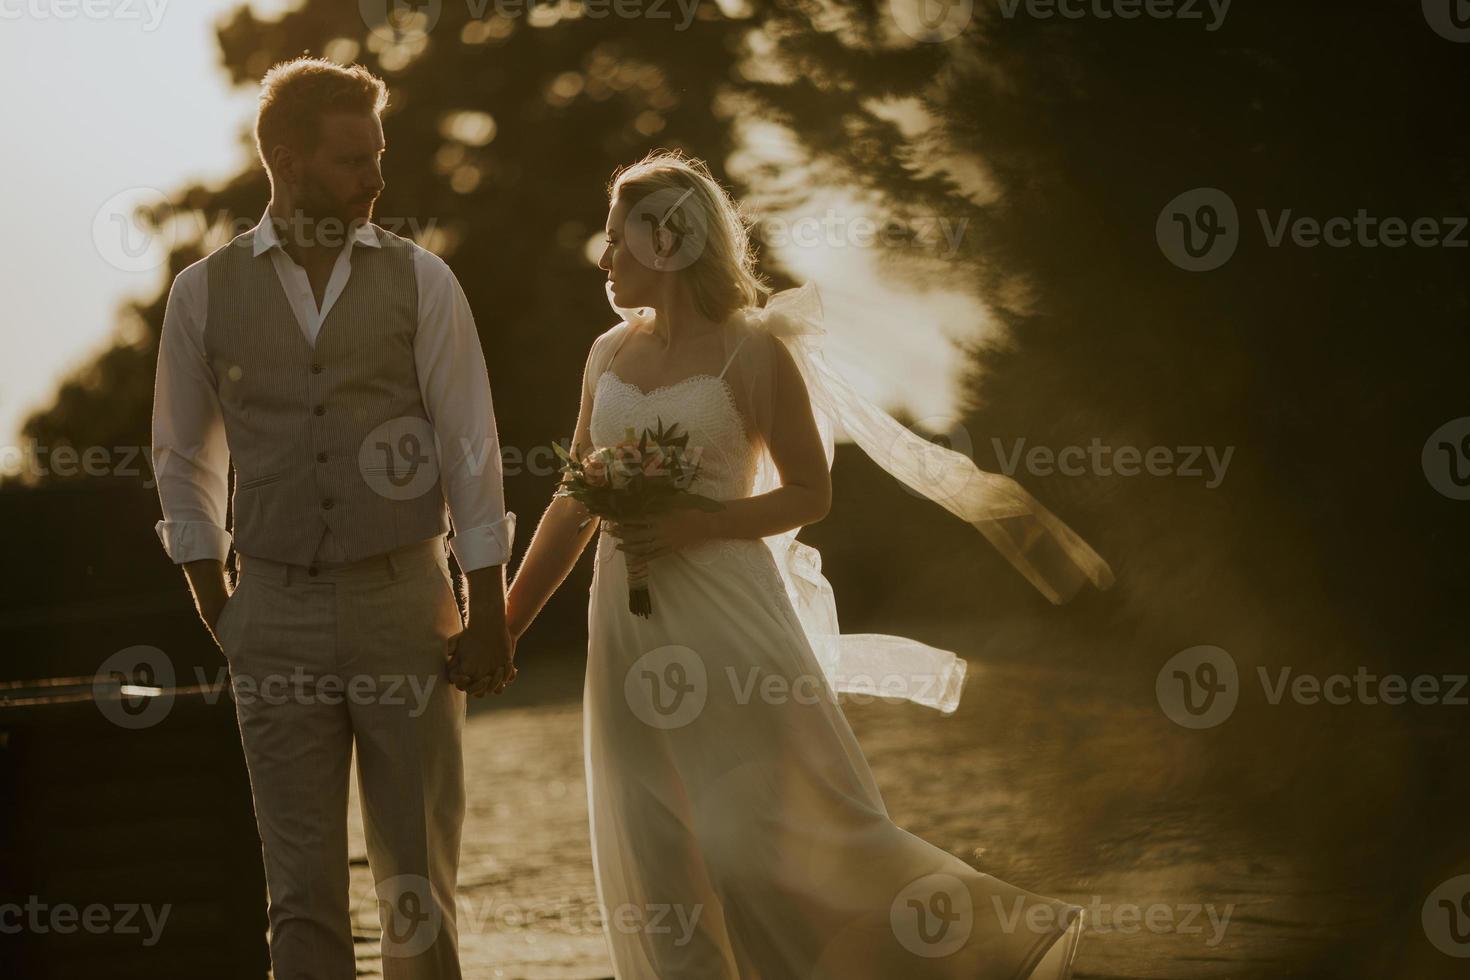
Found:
[215,535,466,979]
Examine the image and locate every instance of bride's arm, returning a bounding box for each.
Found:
[504,351,603,639]
[699,337,831,538]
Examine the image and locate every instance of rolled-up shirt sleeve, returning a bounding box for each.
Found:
[151,261,234,563]
[413,249,516,571]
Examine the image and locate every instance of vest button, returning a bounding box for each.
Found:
[307,565,319,577]
[316,451,328,463]
[321,497,334,510]
[310,362,323,374]
[313,404,325,416]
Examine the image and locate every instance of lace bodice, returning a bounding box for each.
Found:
[589,371,759,503]
[589,369,780,582]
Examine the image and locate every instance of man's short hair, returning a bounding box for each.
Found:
[255,57,389,173]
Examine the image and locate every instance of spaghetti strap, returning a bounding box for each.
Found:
[601,321,636,381]
[717,334,749,380]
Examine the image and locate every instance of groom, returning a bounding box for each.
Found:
[150,57,515,978]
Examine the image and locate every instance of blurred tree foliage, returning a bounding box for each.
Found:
[19,0,1466,658]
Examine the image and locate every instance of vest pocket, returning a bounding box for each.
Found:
[237,471,285,491]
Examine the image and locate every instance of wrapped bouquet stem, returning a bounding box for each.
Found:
[554,418,722,618]
[624,552,652,617]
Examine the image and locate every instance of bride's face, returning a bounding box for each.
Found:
[599,194,662,310]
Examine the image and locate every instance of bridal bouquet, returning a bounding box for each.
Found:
[554,419,721,617]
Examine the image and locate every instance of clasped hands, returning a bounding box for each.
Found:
[447,618,517,698]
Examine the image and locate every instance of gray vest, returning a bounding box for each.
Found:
[203,227,448,566]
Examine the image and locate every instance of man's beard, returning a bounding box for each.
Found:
[296,174,375,230]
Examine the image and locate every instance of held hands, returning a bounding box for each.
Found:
[447,618,517,698]
[604,508,713,563]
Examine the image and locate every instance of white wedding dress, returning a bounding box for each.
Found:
[581,311,1085,978]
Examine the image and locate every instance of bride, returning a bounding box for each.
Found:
[504,151,1113,979]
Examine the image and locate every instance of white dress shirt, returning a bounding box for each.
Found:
[152,210,516,572]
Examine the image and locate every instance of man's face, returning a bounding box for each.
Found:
[293,112,385,226]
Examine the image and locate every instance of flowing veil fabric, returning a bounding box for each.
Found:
[604,280,1113,714]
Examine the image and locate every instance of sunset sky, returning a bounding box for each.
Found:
[0,0,988,459]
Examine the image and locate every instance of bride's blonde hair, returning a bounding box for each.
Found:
[608,150,770,323]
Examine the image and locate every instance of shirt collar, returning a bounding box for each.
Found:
[251,208,382,257]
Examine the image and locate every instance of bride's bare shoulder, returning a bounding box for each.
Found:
[588,320,633,361]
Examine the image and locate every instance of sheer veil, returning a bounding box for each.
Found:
[601,280,1114,714]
